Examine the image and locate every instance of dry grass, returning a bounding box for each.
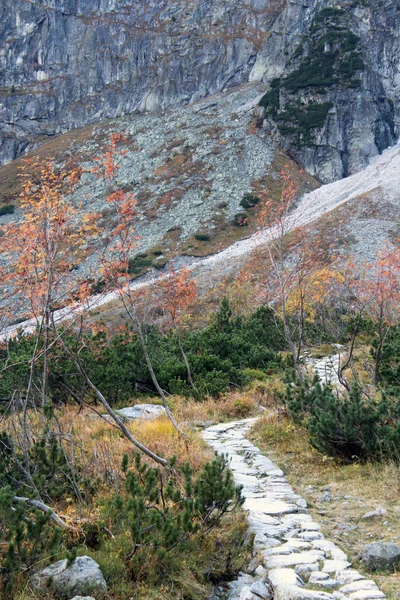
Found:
[171,392,260,423]
[250,413,400,599]
[3,400,252,599]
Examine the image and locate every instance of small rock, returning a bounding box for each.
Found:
[318,491,332,503]
[240,586,259,600]
[255,565,268,578]
[244,498,297,516]
[295,563,319,578]
[297,532,324,541]
[360,542,400,571]
[300,522,321,532]
[264,552,319,569]
[322,559,351,573]
[308,572,338,589]
[335,570,365,585]
[115,404,166,420]
[347,592,385,600]
[309,572,330,582]
[247,557,260,575]
[70,597,96,600]
[362,508,387,520]
[267,568,304,589]
[330,549,348,562]
[339,581,381,594]
[250,579,272,599]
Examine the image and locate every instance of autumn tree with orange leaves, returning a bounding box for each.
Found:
[0,137,172,467]
[331,247,400,389]
[0,158,89,408]
[90,135,186,438]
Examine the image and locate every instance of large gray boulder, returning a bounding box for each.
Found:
[115,404,166,420]
[360,542,400,571]
[31,556,107,598]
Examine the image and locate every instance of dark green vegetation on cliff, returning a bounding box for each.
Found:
[259,7,367,151]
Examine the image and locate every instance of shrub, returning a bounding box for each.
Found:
[1,302,284,404]
[107,452,243,578]
[194,233,210,241]
[0,204,15,217]
[232,212,248,227]
[0,487,62,593]
[128,254,153,275]
[240,194,260,209]
[286,379,400,462]
[378,323,400,393]
[0,403,84,501]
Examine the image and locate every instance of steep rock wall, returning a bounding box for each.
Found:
[252,0,399,182]
[0,0,399,183]
[0,0,283,164]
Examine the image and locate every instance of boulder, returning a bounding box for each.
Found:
[115,404,166,420]
[360,542,400,571]
[31,556,107,598]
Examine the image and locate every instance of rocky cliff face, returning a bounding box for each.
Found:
[253,1,400,182]
[0,0,399,182]
[0,0,282,164]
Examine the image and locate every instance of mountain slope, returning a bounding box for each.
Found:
[4,140,399,339]
[1,0,399,182]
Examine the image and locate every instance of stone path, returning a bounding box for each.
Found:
[304,351,343,387]
[203,419,385,600]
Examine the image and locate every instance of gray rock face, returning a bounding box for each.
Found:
[0,0,279,164]
[254,0,399,183]
[31,556,107,598]
[0,0,398,183]
[115,403,166,420]
[360,542,400,571]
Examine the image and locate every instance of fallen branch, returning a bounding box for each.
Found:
[12,496,77,531]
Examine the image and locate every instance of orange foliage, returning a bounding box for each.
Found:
[159,266,197,331]
[0,158,89,319]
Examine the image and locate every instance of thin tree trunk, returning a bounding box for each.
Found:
[42,307,49,407]
[121,296,187,439]
[55,330,169,467]
[281,294,305,383]
[374,319,390,386]
[338,324,358,391]
[136,322,187,438]
[177,332,198,393]
[12,496,77,531]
